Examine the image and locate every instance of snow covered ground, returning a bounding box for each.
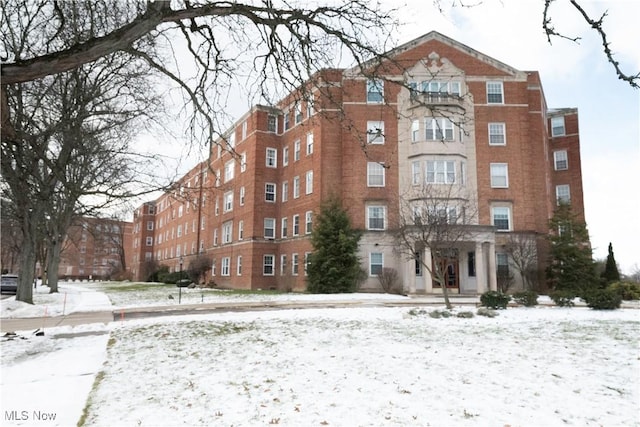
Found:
[1,283,639,426]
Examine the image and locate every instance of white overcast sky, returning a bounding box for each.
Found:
[141,0,639,274]
[392,0,639,273]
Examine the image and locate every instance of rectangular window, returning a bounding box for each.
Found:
[370,252,383,276]
[425,118,454,141]
[211,259,216,276]
[367,206,386,230]
[307,94,314,117]
[282,181,289,202]
[224,160,235,182]
[305,211,313,234]
[366,78,384,103]
[306,132,314,154]
[264,255,275,276]
[411,119,420,142]
[227,132,235,149]
[283,146,289,166]
[221,257,230,276]
[412,161,421,185]
[551,116,565,136]
[177,225,182,237]
[239,186,245,206]
[268,114,278,133]
[468,251,476,277]
[265,183,276,202]
[222,221,233,243]
[496,253,509,277]
[492,206,511,231]
[294,140,301,161]
[488,123,506,145]
[264,218,276,239]
[241,152,247,172]
[223,191,233,212]
[241,121,247,140]
[284,111,290,131]
[293,176,300,199]
[146,237,153,246]
[280,255,287,276]
[487,81,504,104]
[295,103,302,124]
[490,163,509,188]
[556,184,571,205]
[305,171,313,194]
[293,214,300,236]
[281,217,288,238]
[266,148,277,168]
[213,228,218,246]
[367,162,385,187]
[237,256,243,275]
[426,160,456,184]
[147,221,154,231]
[292,253,299,275]
[367,121,385,144]
[554,150,568,170]
[304,252,311,276]
[238,220,244,240]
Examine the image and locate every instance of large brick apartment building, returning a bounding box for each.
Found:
[129,31,584,294]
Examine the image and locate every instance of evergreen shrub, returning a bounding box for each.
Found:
[512,290,539,307]
[480,291,510,309]
[582,288,622,310]
[607,282,640,300]
[550,290,576,307]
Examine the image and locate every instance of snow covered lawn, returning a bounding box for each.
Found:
[80,307,638,426]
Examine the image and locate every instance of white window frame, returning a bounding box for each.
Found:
[366,78,384,103]
[292,253,299,276]
[283,146,289,166]
[412,161,421,185]
[556,184,571,205]
[490,163,509,188]
[294,140,301,161]
[263,254,275,276]
[367,206,386,230]
[221,257,231,276]
[411,119,420,142]
[491,206,511,231]
[224,160,235,182]
[305,171,313,194]
[268,114,278,133]
[367,162,385,187]
[293,214,300,236]
[282,181,289,202]
[426,160,456,184]
[369,252,383,276]
[487,81,504,104]
[551,116,566,137]
[237,256,243,276]
[223,191,233,212]
[305,211,313,234]
[554,150,568,170]
[367,121,385,144]
[306,132,314,155]
[222,221,233,244]
[281,217,288,238]
[280,254,287,276]
[425,118,454,141]
[488,123,506,145]
[238,220,244,240]
[239,187,245,206]
[295,103,302,124]
[293,176,300,199]
[266,147,277,168]
[265,182,276,203]
[264,218,276,239]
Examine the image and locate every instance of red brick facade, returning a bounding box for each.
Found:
[129,32,585,293]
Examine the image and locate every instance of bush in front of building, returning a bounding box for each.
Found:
[307,197,362,294]
[480,291,510,309]
[512,290,538,307]
[607,281,640,300]
[582,288,622,310]
[550,290,576,307]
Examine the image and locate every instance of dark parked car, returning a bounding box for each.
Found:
[1,274,18,294]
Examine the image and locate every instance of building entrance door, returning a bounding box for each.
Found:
[432,250,459,290]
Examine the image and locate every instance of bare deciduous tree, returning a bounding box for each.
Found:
[504,232,539,291]
[396,184,479,309]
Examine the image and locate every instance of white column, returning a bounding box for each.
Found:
[488,241,497,291]
[403,254,415,294]
[475,241,486,293]
[424,247,433,293]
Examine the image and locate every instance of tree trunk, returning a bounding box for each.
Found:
[16,222,37,304]
[47,239,63,293]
